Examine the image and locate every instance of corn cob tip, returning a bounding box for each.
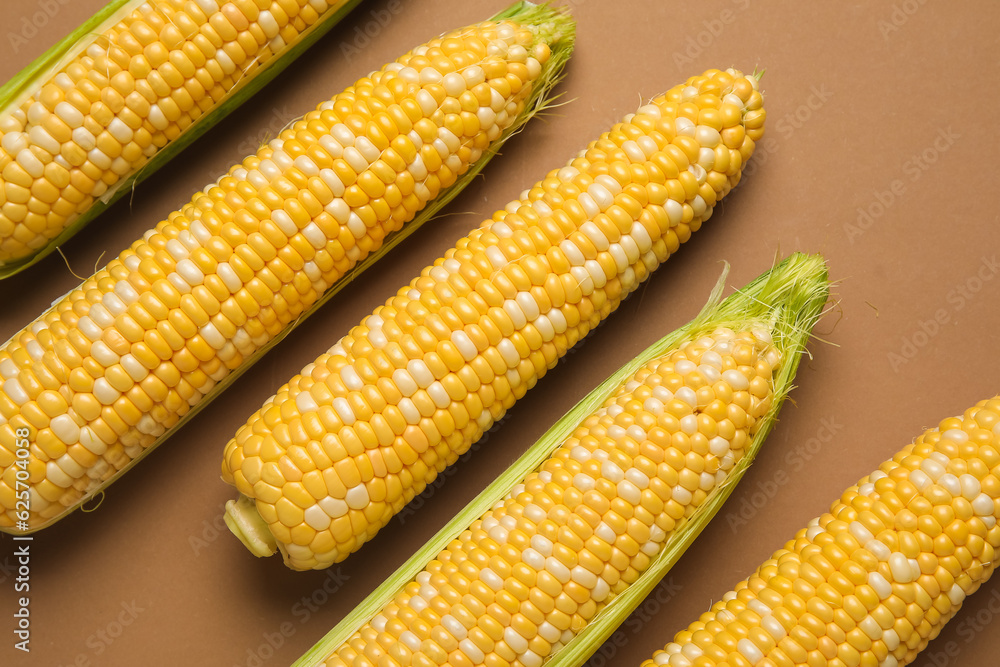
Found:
[289,254,829,667]
[507,2,575,42]
[218,65,769,571]
[224,494,278,558]
[0,0,365,277]
[0,0,577,534]
[493,1,576,94]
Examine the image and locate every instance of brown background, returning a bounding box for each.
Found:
[1,1,999,665]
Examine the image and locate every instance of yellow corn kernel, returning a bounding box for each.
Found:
[642,397,1000,667]
[221,67,766,571]
[0,4,573,534]
[0,0,360,270]
[321,327,779,666]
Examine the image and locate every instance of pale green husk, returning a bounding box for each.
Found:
[5,1,575,535]
[291,253,830,667]
[0,0,364,278]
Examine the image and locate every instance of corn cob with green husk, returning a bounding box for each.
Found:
[641,397,1000,667]
[289,253,829,667]
[0,0,369,278]
[0,1,576,533]
[221,65,768,571]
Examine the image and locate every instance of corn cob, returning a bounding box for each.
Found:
[222,67,767,571]
[291,254,829,667]
[641,399,1000,667]
[341,332,777,667]
[0,0,367,278]
[0,2,576,533]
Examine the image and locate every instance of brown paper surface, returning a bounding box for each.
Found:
[1,1,999,665]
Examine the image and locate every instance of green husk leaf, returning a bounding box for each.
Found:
[0,0,365,279]
[291,253,830,667]
[7,0,575,534]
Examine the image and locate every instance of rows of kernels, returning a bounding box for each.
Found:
[0,0,351,265]
[643,398,1000,667]
[0,17,553,530]
[323,328,780,666]
[221,67,766,570]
